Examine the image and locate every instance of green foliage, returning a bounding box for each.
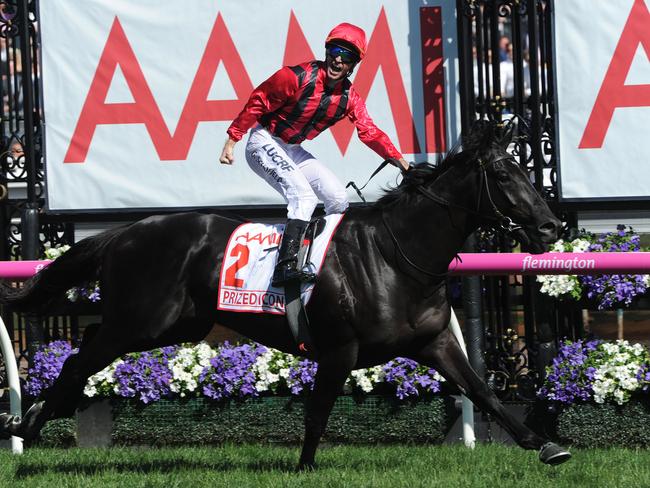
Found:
[557,398,650,448]
[33,418,77,448]
[110,396,453,446]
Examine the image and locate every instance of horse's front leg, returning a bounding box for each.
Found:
[410,328,571,465]
[299,342,358,470]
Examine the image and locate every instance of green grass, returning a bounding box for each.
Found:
[1,444,649,488]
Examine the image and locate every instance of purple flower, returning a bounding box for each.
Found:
[382,357,442,399]
[25,341,76,397]
[287,359,318,394]
[579,225,648,310]
[113,350,174,404]
[537,339,602,405]
[199,342,266,401]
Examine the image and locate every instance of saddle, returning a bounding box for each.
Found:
[217,214,343,359]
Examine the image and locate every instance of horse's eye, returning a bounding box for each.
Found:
[495,171,510,182]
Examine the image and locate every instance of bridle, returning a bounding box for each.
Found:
[382,153,524,279]
[414,154,524,235]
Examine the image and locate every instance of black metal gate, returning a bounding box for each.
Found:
[455,0,586,400]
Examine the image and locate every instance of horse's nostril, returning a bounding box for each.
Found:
[539,220,560,237]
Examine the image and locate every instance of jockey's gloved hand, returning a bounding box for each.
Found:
[402,162,414,174]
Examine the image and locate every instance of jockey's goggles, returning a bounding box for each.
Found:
[326,44,359,64]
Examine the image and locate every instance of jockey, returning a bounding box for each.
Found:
[220,22,408,287]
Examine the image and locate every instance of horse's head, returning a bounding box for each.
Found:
[467,122,561,253]
[374,121,560,253]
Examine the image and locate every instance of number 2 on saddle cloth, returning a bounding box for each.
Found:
[217,215,343,355]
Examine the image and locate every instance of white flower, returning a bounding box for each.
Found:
[84,359,122,397]
[44,244,71,260]
[66,288,79,302]
[537,274,581,298]
[551,239,566,253]
[168,342,217,395]
[570,238,591,253]
[588,340,649,405]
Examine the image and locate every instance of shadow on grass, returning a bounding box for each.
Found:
[14,457,299,478]
[13,448,406,478]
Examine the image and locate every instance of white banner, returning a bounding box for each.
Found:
[555,0,650,201]
[39,0,459,212]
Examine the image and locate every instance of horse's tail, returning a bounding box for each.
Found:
[0,225,128,313]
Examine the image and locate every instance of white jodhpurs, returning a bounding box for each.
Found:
[245,125,349,221]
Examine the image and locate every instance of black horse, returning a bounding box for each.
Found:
[0,123,570,467]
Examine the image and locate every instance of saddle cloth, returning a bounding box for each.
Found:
[217,214,344,314]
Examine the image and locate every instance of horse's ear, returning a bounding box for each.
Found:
[500,119,516,147]
[498,115,531,148]
[466,120,495,149]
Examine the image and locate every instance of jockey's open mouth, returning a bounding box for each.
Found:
[326,57,348,81]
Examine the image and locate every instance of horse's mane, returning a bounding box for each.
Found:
[373,121,502,210]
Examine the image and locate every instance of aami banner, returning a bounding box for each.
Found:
[39,0,459,212]
[554,0,650,202]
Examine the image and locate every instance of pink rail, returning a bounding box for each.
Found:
[447,252,650,276]
[0,253,649,280]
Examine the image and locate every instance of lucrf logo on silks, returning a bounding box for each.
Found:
[61,7,447,164]
[260,144,294,172]
[252,150,285,184]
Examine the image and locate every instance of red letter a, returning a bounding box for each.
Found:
[282,11,315,66]
[64,17,173,163]
[579,0,650,149]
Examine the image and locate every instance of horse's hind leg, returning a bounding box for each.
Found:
[1,282,199,440]
[410,328,571,465]
[0,324,132,440]
[298,342,358,470]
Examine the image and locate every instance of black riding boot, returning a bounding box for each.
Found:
[272,219,311,287]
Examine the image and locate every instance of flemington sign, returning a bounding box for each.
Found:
[39,1,459,212]
[2,252,648,280]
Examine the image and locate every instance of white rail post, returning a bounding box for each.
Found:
[448,307,476,449]
[0,317,22,454]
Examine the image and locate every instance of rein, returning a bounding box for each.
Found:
[381,211,461,279]
[346,158,402,203]
[382,154,523,280]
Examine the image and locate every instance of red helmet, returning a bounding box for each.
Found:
[325,23,366,60]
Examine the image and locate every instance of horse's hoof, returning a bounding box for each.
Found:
[539,442,571,465]
[0,412,22,439]
[296,462,316,472]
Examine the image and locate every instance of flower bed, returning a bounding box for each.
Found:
[537,338,650,447]
[28,340,453,447]
[537,225,650,310]
[27,341,445,403]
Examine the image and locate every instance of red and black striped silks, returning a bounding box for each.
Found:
[227,61,401,161]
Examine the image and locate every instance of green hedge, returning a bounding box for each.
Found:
[557,399,650,448]
[111,395,454,446]
[34,397,650,449]
[35,418,77,448]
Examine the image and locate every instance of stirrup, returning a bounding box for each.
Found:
[272,261,300,287]
[272,264,315,287]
